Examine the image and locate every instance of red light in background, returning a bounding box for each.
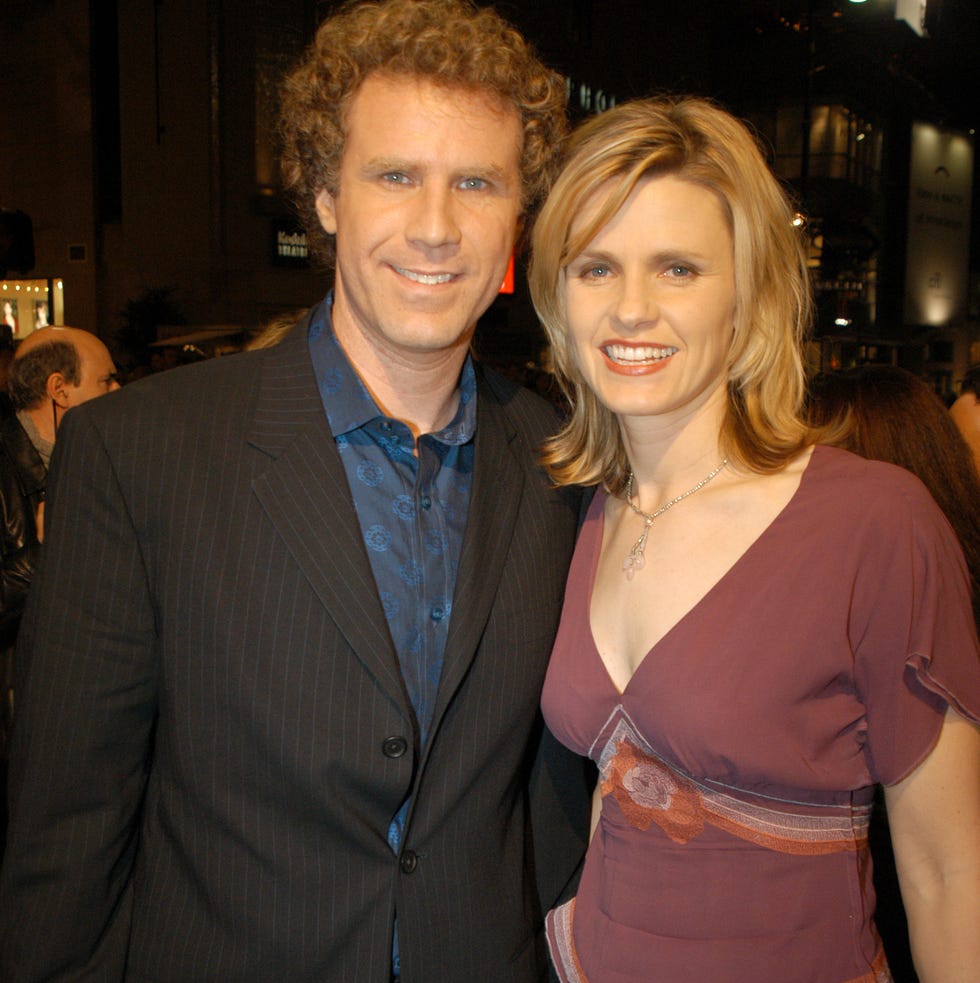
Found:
[499,253,514,294]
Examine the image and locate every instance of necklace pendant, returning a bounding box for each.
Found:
[623,551,646,581]
[623,527,649,581]
[621,458,728,580]
[622,551,644,581]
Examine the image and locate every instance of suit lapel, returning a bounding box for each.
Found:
[246,317,409,710]
[431,374,524,726]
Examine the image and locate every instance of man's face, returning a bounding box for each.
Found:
[64,333,120,407]
[315,73,523,369]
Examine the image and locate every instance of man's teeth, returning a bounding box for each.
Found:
[395,266,454,285]
[605,344,677,363]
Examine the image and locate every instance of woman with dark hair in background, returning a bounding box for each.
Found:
[808,364,980,630]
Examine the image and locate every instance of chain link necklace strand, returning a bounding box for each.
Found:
[622,458,729,580]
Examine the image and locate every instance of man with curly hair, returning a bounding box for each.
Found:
[0,2,588,981]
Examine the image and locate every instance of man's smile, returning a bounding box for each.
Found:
[393,265,456,285]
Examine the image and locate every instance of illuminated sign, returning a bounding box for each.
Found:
[272,224,309,267]
[895,0,927,37]
[904,122,973,327]
[566,77,616,116]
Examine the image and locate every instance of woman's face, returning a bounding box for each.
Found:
[563,174,736,429]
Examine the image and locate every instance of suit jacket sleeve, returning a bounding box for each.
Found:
[476,372,594,914]
[0,405,157,981]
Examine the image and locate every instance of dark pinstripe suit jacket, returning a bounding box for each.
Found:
[0,318,589,981]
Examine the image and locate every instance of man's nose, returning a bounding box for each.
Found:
[406,185,462,250]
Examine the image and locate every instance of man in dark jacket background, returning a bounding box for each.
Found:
[0,326,118,852]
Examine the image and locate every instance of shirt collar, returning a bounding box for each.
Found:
[308,291,477,445]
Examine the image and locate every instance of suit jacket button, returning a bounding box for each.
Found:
[400,850,418,874]
[382,736,408,758]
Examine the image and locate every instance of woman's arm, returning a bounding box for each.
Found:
[884,707,980,983]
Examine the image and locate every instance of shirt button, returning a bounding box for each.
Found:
[420,495,432,510]
[400,850,419,874]
[431,606,444,622]
[382,736,408,758]
[380,421,392,432]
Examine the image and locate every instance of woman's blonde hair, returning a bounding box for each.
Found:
[529,96,813,492]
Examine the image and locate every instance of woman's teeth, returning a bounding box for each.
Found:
[604,344,677,364]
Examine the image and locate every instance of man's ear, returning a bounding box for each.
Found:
[314,189,338,236]
[45,372,71,408]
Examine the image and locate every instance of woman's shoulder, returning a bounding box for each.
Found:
[807,443,933,499]
[802,444,956,546]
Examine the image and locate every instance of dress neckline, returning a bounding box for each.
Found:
[587,446,820,698]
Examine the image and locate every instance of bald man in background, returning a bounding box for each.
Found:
[0,326,119,857]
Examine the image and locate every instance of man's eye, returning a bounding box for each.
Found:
[382,172,410,185]
[459,177,487,191]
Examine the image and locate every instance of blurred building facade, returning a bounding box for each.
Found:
[0,0,326,364]
[1,0,977,389]
[723,0,980,395]
[513,0,980,394]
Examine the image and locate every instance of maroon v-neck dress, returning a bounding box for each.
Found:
[542,445,980,983]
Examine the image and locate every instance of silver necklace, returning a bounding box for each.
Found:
[622,458,728,580]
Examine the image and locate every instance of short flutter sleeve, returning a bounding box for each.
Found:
[849,466,980,787]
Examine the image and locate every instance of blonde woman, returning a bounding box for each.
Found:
[530,96,980,982]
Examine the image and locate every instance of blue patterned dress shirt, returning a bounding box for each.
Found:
[307,294,476,867]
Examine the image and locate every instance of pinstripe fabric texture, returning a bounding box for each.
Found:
[0,315,588,982]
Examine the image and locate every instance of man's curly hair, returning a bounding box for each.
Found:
[278,0,568,267]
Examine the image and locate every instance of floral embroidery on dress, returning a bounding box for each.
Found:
[594,708,871,856]
[602,736,705,844]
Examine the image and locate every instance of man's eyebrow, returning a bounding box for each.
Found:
[361,156,414,174]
